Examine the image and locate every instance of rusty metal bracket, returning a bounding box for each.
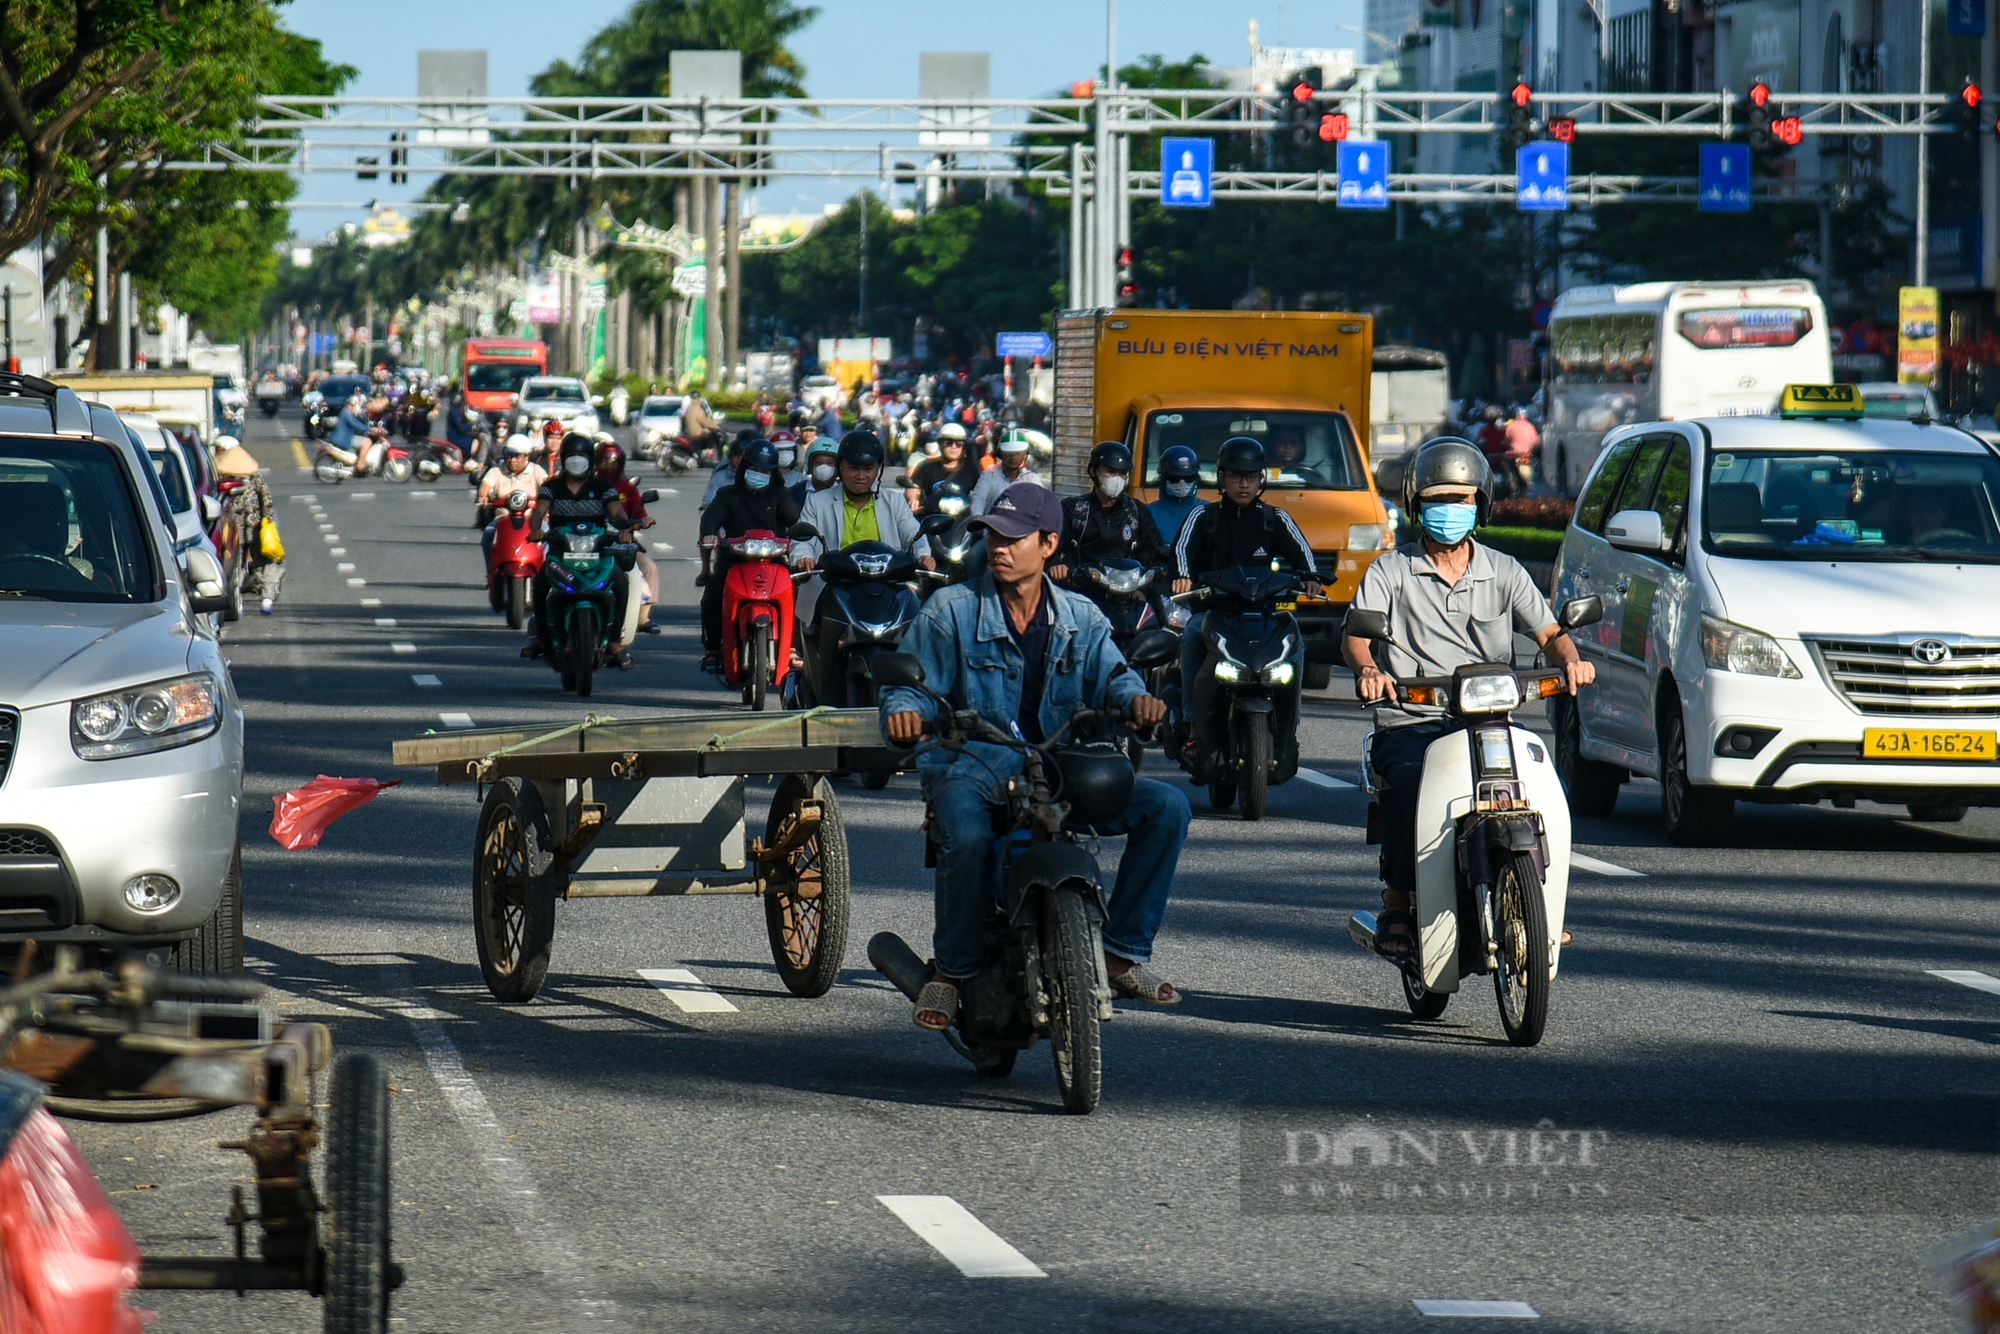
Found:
[749,798,825,897]
[558,802,607,862]
[608,751,644,780]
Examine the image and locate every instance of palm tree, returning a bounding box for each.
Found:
[532,0,818,98]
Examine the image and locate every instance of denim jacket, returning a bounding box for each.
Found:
[879,574,1146,800]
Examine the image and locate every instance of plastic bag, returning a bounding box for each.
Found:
[258,515,285,562]
[1930,1218,2000,1333]
[0,1108,143,1334]
[269,775,400,850]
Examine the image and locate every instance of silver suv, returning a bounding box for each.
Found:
[0,375,245,969]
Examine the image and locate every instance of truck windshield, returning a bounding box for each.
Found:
[0,442,155,602]
[467,363,540,394]
[1704,449,2000,563]
[1143,410,1366,490]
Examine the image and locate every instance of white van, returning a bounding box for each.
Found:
[1544,280,1833,495]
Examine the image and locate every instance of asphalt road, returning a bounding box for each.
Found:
[73,410,2000,1334]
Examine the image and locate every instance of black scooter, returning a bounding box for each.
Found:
[793,529,927,786]
[864,631,1179,1114]
[1168,564,1307,821]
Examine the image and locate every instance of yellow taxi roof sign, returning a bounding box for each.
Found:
[1779,383,1864,419]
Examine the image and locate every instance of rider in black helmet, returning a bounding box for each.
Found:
[698,437,803,670]
[527,433,634,664]
[1049,441,1172,605]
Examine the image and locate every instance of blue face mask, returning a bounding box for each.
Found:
[743,469,772,492]
[1419,500,1479,545]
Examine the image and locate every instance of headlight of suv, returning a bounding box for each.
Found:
[1700,616,1802,678]
[72,673,220,759]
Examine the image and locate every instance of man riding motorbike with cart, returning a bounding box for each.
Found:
[1342,437,1592,961]
[699,439,802,672]
[1169,437,1321,734]
[1148,444,1205,545]
[882,483,1191,1029]
[476,436,548,564]
[526,435,635,667]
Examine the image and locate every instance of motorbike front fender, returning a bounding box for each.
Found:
[1004,842,1107,925]
[1231,696,1275,717]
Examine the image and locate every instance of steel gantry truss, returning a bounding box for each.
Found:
[174,88,1949,304]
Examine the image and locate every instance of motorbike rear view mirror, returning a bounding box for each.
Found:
[1125,629,1179,671]
[1344,608,1393,642]
[918,513,956,539]
[866,653,926,689]
[1559,594,1603,631]
[788,522,820,542]
[640,489,659,503]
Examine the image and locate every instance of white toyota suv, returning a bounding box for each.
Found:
[1550,384,2000,844]
[0,376,245,967]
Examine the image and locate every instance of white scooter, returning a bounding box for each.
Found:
[1342,595,1601,1047]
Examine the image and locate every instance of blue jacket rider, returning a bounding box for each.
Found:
[330,394,372,450]
[882,482,1191,1032]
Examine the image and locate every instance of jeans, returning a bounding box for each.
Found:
[928,774,1191,978]
[1371,720,1458,898]
[1175,612,1208,725]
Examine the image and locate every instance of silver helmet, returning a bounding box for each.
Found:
[1402,436,1494,523]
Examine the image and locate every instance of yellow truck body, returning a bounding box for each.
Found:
[1052,309,1396,668]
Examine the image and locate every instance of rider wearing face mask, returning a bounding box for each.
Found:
[527,435,634,664]
[791,431,933,571]
[790,437,841,506]
[1048,442,1171,592]
[1147,444,1205,544]
[909,423,982,515]
[968,430,1047,516]
[698,438,803,670]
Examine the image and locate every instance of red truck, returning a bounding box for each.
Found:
[461,338,547,420]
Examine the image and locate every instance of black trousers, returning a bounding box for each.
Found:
[1371,720,1458,898]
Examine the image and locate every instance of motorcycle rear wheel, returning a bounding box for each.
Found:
[748,624,771,712]
[384,454,414,484]
[1239,715,1272,821]
[571,605,598,698]
[1402,964,1449,1020]
[1493,851,1551,1047]
[506,576,527,631]
[1044,888,1103,1115]
[314,455,344,485]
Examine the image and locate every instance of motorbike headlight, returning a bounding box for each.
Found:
[72,673,220,759]
[1700,617,1802,678]
[562,528,600,554]
[1214,661,1243,682]
[1264,662,1296,685]
[1456,672,1522,715]
[937,497,968,517]
[1101,568,1150,594]
[733,537,785,559]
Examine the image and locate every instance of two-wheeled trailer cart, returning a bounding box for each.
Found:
[392,709,906,1003]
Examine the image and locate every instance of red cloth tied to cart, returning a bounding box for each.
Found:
[269,775,400,850]
[0,1107,143,1334]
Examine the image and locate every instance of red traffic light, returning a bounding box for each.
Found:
[1319,112,1350,142]
[1510,82,1533,108]
[1292,81,1315,102]
[1963,81,1983,108]
[1749,81,1771,108]
[1772,116,1804,146]
[1117,247,1135,267]
[1549,117,1576,143]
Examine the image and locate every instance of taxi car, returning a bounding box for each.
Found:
[1550,383,2000,844]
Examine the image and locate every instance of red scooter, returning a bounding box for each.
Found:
[719,529,798,711]
[487,491,546,629]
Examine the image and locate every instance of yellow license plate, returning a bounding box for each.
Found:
[1862,728,1998,761]
[1275,599,1298,612]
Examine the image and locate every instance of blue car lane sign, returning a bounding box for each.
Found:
[1336,140,1391,210]
[1161,137,1214,209]
[1516,142,1569,212]
[1698,143,1753,213]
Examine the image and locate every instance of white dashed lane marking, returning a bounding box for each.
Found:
[1931,969,2000,997]
[637,968,739,1013]
[411,674,442,688]
[439,712,475,729]
[337,563,357,572]
[875,1196,1046,1278]
[1570,852,1643,878]
[1414,1299,1539,1318]
[390,642,417,654]
[1295,768,1357,790]
[374,618,397,626]
[346,578,367,587]
[360,598,382,608]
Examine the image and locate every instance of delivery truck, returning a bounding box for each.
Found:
[1051,308,1397,682]
[49,369,216,441]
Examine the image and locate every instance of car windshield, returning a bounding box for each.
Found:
[1703,448,2000,563]
[148,447,192,513]
[0,441,155,602]
[522,381,586,403]
[466,363,540,394]
[1142,410,1366,490]
[640,398,682,417]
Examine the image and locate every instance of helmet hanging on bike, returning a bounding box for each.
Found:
[1401,436,1494,524]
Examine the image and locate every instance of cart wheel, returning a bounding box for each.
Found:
[473,778,559,1003]
[762,774,851,997]
[323,1052,392,1334]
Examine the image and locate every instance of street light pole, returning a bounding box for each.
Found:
[1916,0,1932,286]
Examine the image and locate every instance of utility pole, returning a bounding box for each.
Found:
[1067,144,1086,307]
[1916,1,1932,286]
[93,222,108,370]
[858,191,870,328]
[702,175,723,394]
[724,178,742,389]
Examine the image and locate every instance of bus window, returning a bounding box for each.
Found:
[1674,307,1814,349]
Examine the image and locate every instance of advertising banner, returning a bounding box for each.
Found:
[1898,286,1940,385]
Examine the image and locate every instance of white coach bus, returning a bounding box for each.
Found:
[1543,279,1833,495]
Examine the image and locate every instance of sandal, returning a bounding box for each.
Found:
[1373,910,1418,961]
[913,975,959,1031]
[1109,963,1181,1006]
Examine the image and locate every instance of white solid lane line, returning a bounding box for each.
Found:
[1931,969,2000,997]
[1295,768,1357,790]
[1414,1299,1539,1318]
[875,1196,1047,1278]
[412,674,442,687]
[374,617,396,627]
[390,642,417,654]
[1570,852,1643,878]
[638,968,740,1013]
[439,712,475,729]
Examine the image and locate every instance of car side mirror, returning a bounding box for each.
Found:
[1559,594,1603,631]
[199,493,222,524]
[1125,628,1179,671]
[1343,608,1392,642]
[183,547,231,613]
[1604,508,1666,553]
[918,513,956,538]
[867,652,926,688]
[788,522,820,542]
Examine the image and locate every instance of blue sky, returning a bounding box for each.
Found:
[281,0,1363,231]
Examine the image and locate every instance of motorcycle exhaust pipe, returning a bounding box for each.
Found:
[1346,910,1379,954]
[868,931,928,1002]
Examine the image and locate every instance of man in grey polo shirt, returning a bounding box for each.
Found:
[1343,438,1593,961]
